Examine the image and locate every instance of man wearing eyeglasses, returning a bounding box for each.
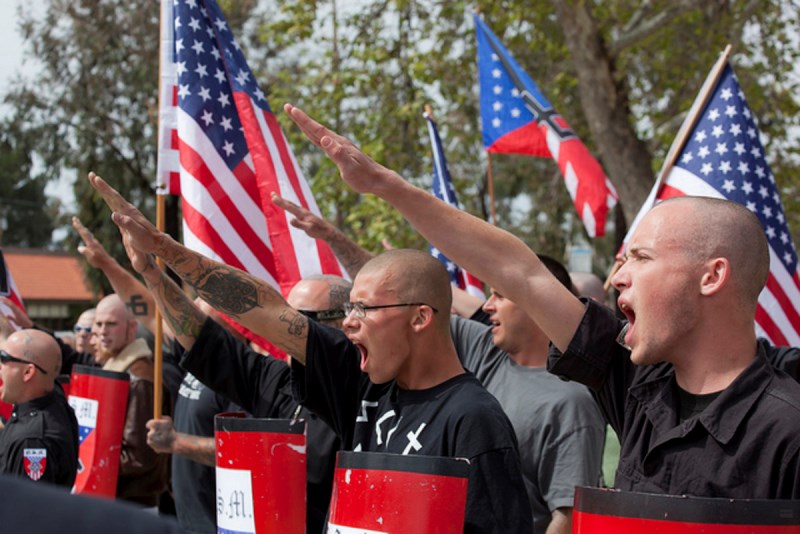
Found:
[72,308,97,357]
[0,329,78,487]
[88,171,531,533]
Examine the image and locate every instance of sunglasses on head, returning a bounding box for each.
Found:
[298,308,347,322]
[0,349,49,374]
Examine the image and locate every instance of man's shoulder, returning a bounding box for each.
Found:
[764,368,800,415]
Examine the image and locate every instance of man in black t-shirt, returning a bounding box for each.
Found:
[88,172,532,533]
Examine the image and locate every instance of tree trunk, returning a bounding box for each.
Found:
[552,0,655,225]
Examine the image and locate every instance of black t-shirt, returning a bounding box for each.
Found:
[172,371,240,534]
[292,320,533,534]
[180,318,340,534]
[549,299,800,499]
[0,387,79,487]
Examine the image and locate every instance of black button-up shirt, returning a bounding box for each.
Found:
[549,299,800,499]
[0,388,79,487]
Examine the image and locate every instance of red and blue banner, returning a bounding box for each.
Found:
[68,365,129,498]
[424,112,485,300]
[474,15,618,237]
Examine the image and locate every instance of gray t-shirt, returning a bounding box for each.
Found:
[451,316,605,533]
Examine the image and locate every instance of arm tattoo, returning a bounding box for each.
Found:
[195,269,261,317]
[151,273,205,340]
[279,309,308,337]
[158,245,265,318]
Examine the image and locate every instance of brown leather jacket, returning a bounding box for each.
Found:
[104,339,171,506]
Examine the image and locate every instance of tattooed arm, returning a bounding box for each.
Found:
[271,193,374,278]
[146,416,215,467]
[89,172,311,363]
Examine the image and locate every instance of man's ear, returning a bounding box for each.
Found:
[700,257,730,296]
[410,305,436,332]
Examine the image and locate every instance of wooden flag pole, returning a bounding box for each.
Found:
[487,152,497,226]
[602,44,733,292]
[152,0,168,419]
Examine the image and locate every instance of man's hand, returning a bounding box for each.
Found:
[73,217,114,269]
[87,172,168,256]
[146,416,178,454]
[0,297,32,330]
[271,193,335,241]
[283,104,402,196]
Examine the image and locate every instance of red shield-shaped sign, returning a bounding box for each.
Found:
[328,451,471,533]
[215,414,306,534]
[23,448,47,481]
[68,365,129,498]
[573,486,800,533]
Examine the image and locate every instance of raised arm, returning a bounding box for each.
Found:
[87,172,310,363]
[271,193,373,278]
[284,104,584,351]
[73,216,163,336]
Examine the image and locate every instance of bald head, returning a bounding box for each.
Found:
[288,275,352,329]
[360,250,452,321]
[97,294,134,320]
[0,329,60,404]
[653,197,769,304]
[94,294,138,362]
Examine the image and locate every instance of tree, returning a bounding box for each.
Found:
[4,0,799,281]
[0,123,56,247]
[256,0,800,271]
[2,0,260,292]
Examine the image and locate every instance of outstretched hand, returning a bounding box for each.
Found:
[87,172,166,258]
[73,217,113,269]
[283,103,401,195]
[271,193,334,240]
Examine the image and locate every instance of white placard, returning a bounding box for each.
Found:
[216,466,256,534]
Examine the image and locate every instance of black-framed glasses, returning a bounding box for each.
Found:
[0,350,49,375]
[298,308,347,322]
[342,302,439,319]
[73,325,92,334]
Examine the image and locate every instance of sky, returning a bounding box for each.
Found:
[0,0,77,238]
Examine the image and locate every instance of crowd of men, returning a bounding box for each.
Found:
[0,103,799,533]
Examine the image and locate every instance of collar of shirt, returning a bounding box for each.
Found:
[10,389,58,421]
[629,345,771,447]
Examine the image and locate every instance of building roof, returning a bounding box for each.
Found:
[3,247,95,302]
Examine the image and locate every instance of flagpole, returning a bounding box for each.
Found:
[152,0,167,419]
[602,44,733,292]
[487,153,497,225]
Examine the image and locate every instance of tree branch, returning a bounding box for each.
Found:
[610,0,702,57]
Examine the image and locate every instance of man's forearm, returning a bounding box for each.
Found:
[138,255,205,351]
[149,235,309,362]
[173,433,216,467]
[325,228,373,278]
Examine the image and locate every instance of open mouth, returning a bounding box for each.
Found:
[356,343,368,372]
[617,301,635,349]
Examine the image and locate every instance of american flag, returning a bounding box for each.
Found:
[474,15,618,238]
[155,0,345,346]
[0,248,25,328]
[627,64,799,346]
[424,112,485,300]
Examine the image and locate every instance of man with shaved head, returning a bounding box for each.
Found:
[146,280,344,534]
[94,294,169,507]
[0,329,78,486]
[273,104,800,499]
[88,171,531,533]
